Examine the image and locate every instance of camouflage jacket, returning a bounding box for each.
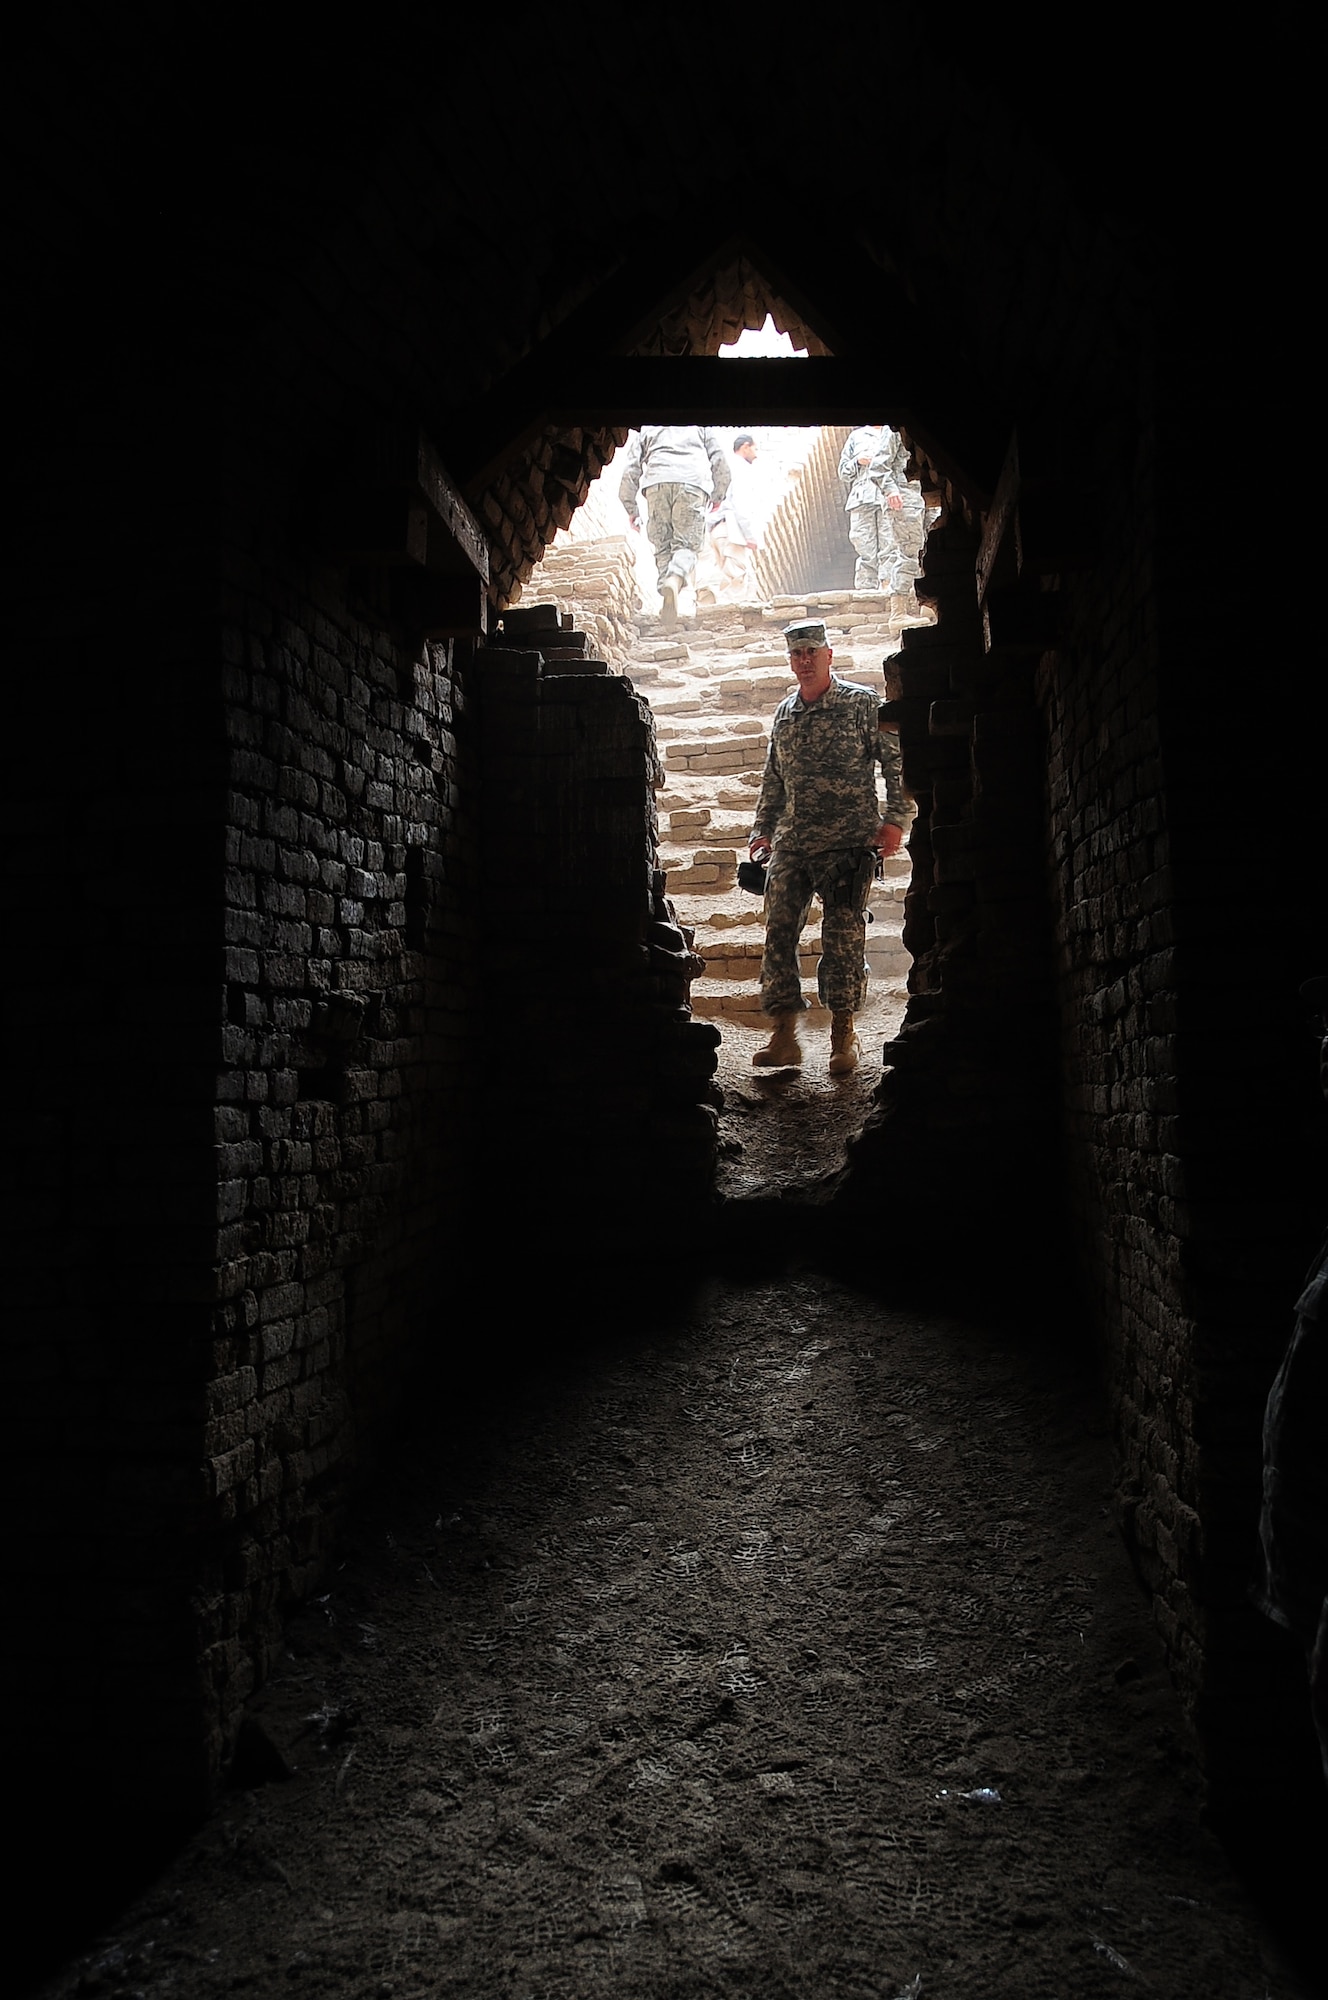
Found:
[750,677,908,850]
[619,427,731,513]
[838,425,909,510]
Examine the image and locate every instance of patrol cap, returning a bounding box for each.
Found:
[783,619,829,650]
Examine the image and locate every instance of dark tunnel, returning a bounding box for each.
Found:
[5,11,1323,1993]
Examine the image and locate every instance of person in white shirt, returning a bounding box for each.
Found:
[705,433,764,604]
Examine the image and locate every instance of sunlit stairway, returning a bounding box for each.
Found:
[626,592,924,1025]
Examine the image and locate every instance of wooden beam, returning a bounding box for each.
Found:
[358,422,488,580]
[442,358,1002,512]
[365,426,490,582]
[307,427,490,585]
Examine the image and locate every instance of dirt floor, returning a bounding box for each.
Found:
[710,993,909,1204]
[33,1132,1324,2000]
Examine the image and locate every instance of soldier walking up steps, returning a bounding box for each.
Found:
[619,426,731,625]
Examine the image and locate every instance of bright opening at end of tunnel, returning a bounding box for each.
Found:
[516,401,938,1196]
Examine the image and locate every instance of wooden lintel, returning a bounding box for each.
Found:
[320,428,489,583]
[443,358,1001,512]
[391,571,487,637]
[407,431,490,582]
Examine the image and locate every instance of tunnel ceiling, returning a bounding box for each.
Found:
[446,233,1004,520]
[444,224,1022,605]
[13,15,1178,612]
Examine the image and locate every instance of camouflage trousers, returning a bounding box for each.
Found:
[646,483,709,583]
[759,846,872,1016]
[848,499,926,593]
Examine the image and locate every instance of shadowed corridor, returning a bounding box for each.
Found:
[7,14,1323,1999]
[31,1262,1318,1997]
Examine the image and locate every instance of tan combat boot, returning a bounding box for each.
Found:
[659,574,679,627]
[829,1011,860,1075]
[752,1014,802,1067]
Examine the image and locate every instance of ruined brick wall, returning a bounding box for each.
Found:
[814,65,1320,1810]
[841,425,1320,1810]
[1049,404,1322,1802]
[513,535,640,672]
[1034,427,1320,1805]
[207,556,484,1767]
[476,608,719,1232]
[838,515,1061,1256]
[482,426,631,607]
[9,11,1320,1862]
[6,495,472,1829]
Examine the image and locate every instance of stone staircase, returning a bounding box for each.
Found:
[623,588,930,1025]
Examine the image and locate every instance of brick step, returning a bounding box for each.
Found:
[649,701,782,728]
[659,844,752,864]
[644,662,793,691]
[663,739,768,774]
[653,716,767,742]
[694,937,909,980]
[688,980,822,1021]
[633,589,933,644]
[666,883,908,921]
[658,773,764,810]
[687,973,909,1021]
[663,811,754,838]
[663,855,738,891]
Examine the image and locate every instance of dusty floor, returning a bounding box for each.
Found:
[36,1223,1321,1997]
[710,993,908,1204]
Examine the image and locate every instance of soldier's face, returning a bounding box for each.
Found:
[789,644,833,701]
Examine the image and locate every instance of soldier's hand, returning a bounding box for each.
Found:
[749,838,772,863]
[875,824,903,858]
[886,493,903,511]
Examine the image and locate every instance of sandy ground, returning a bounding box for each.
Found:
[32,1262,1320,1999]
[709,990,908,1205]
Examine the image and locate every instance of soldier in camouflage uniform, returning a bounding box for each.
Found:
[619,426,731,626]
[747,619,909,1073]
[838,422,913,593]
[888,478,928,597]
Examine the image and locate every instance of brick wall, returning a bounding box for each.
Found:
[512,535,640,673]
[753,427,856,598]
[837,514,1061,1259]
[8,11,1320,1858]
[204,553,485,1774]
[476,608,720,1236]
[839,423,1321,1806]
